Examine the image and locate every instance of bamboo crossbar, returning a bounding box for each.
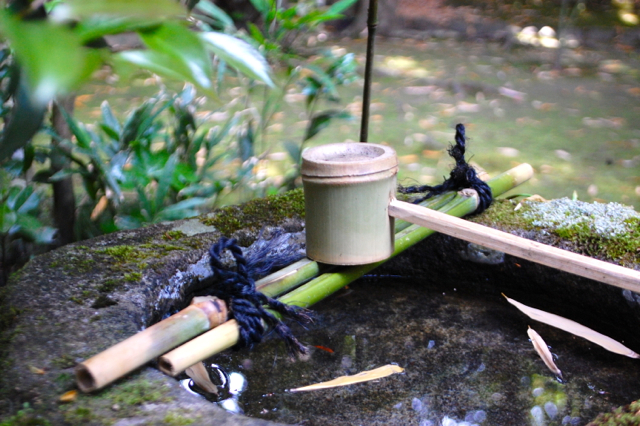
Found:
[388,197,640,293]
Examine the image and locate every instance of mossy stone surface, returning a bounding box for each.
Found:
[0,190,304,426]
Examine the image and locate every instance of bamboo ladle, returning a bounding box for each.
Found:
[300,142,640,293]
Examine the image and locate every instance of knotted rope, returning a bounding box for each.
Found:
[207,237,310,356]
[398,123,493,214]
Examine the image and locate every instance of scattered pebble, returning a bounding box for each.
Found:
[544,401,558,419]
[530,405,545,426]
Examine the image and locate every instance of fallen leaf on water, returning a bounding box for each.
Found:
[186,362,218,395]
[29,365,45,375]
[313,345,335,353]
[503,294,640,359]
[527,326,563,379]
[59,390,78,403]
[289,365,404,392]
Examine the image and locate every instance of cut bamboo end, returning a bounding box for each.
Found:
[158,320,240,376]
[75,296,227,392]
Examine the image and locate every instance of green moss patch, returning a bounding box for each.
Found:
[201,188,304,235]
[0,403,51,426]
[101,378,172,407]
[588,400,640,426]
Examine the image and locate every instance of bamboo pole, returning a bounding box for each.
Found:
[75,296,227,392]
[359,0,378,142]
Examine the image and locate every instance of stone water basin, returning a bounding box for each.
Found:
[189,273,640,426]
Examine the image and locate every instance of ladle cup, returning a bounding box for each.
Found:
[301,142,640,293]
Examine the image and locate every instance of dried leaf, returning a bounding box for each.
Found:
[503,294,640,359]
[289,364,404,392]
[59,390,78,403]
[29,365,45,374]
[527,326,563,379]
[185,362,218,395]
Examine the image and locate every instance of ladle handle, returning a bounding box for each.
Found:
[388,198,640,293]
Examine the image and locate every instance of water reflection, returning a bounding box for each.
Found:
[180,363,247,414]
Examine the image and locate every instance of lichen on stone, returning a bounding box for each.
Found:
[521,198,639,239]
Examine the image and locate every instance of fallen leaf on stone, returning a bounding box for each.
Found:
[503,294,640,359]
[289,365,404,392]
[514,194,546,211]
[59,390,78,403]
[186,362,218,395]
[527,326,563,379]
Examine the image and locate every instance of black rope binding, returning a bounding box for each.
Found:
[398,123,493,214]
[207,237,310,357]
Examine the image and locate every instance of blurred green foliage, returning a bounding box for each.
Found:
[0,0,357,283]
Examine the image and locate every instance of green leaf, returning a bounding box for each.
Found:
[247,23,265,44]
[0,78,46,162]
[48,168,78,182]
[304,110,352,141]
[302,63,339,100]
[51,0,184,20]
[193,0,235,31]
[138,23,213,90]
[283,140,301,163]
[200,32,274,87]
[0,12,102,104]
[14,214,54,243]
[100,101,121,135]
[120,100,162,146]
[12,186,40,214]
[0,203,17,234]
[248,0,272,16]
[155,154,178,211]
[325,0,358,16]
[118,50,215,95]
[60,107,93,149]
[155,197,206,222]
[74,17,161,44]
[238,122,255,162]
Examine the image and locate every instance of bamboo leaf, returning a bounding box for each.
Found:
[325,0,358,16]
[288,364,404,392]
[138,23,213,90]
[247,0,272,16]
[199,32,274,87]
[0,79,46,162]
[527,326,563,379]
[51,0,184,20]
[193,0,235,31]
[0,12,101,103]
[503,294,640,359]
[185,362,218,394]
[304,110,351,141]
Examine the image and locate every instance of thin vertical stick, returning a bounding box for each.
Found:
[359,0,378,142]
